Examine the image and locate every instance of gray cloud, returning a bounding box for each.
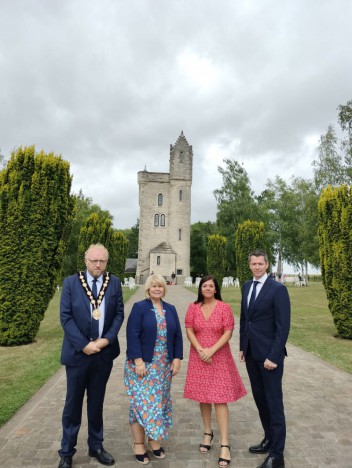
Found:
[1,0,351,229]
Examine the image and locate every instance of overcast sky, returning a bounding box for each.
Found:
[1,0,351,238]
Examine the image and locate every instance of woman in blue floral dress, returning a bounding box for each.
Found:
[124,274,183,464]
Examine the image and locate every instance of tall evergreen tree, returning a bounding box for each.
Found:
[109,231,129,278]
[318,185,352,339]
[190,221,216,276]
[77,213,128,278]
[62,191,112,278]
[235,220,267,287]
[207,234,227,285]
[0,146,74,345]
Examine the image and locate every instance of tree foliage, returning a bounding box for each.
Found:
[121,219,139,259]
[190,221,216,276]
[235,220,267,287]
[0,146,75,345]
[312,125,347,190]
[338,99,352,178]
[318,185,352,339]
[77,212,128,278]
[207,234,227,285]
[214,158,258,270]
[61,190,112,279]
[214,157,257,230]
[258,176,319,273]
[109,231,129,278]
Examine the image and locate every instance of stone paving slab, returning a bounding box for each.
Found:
[1,285,352,467]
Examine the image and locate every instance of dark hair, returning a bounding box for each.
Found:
[248,249,269,263]
[195,275,222,304]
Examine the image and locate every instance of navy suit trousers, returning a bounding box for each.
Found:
[245,347,286,458]
[59,353,113,457]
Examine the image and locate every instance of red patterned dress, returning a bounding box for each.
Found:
[183,301,247,403]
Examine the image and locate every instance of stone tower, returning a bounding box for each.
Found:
[135,131,193,284]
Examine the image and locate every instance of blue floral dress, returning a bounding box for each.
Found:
[124,305,172,441]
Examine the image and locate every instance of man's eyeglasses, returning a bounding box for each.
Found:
[87,259,108,265]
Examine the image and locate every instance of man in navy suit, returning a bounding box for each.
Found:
[58,244,124,468]
[239,249,290,468]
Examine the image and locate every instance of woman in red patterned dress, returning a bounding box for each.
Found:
[184,275,247,467]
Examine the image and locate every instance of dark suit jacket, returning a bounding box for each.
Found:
[60,272,124,366]
[240,276,290,363]
[126,298,183,362]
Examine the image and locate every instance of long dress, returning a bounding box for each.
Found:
[183,300,247,404]
[124,306,172,441]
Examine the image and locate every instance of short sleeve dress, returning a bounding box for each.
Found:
[183,301,247,404]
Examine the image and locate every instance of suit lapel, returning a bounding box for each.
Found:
[79,272,93,313]
[243,282,252,317]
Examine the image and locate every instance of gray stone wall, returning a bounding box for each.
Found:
[136,132,193,284]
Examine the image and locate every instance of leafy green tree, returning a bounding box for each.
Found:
[214,158,257,230]
[61,190,112,279]
[77,213,128,278]
[214,158,258,270]
[77,213,114,270]
[338,99,352,179]
[207,234,227,285]
[318,185,352,339]
[235,220,267,287]
[109,231,129,278]
[121,219,139,259]
[190,221,216,276]
[312,125,347,190]
[0,146,75,345]
[290,177,320,272]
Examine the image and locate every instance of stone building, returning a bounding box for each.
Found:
[135,131,193,284]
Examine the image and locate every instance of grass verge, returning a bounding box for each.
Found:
[0,287,138,427]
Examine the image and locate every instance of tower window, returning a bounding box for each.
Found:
[158,193,163,206]
[180,151,184,162]
[157,256,161,265]
[178,228,182,240]
[179,189,183,201]
[160,214,165,226]
[154,214,159,226]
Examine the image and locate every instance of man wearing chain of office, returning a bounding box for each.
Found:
[58,243,124,468]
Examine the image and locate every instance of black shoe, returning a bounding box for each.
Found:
[249,438,272,454]
[199,430,214,453]
[89,447,115,466]
[133,443,150,465]
[218,444,231,467]
[58,456,72,468]
[257,455,285,468]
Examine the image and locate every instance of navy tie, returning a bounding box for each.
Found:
[91,278,99,340]
[248,281,259,314]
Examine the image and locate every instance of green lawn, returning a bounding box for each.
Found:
[0,287,138,427]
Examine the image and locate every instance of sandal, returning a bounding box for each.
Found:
[218,444,231,467]
[148,438,166,459]
[199,430,214,453]
[133,442,150,465]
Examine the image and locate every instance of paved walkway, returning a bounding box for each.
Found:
[1,285,352,468]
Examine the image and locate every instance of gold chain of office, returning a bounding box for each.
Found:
[78,271,110,320]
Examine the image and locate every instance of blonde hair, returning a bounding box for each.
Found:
[145,274,167,299]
